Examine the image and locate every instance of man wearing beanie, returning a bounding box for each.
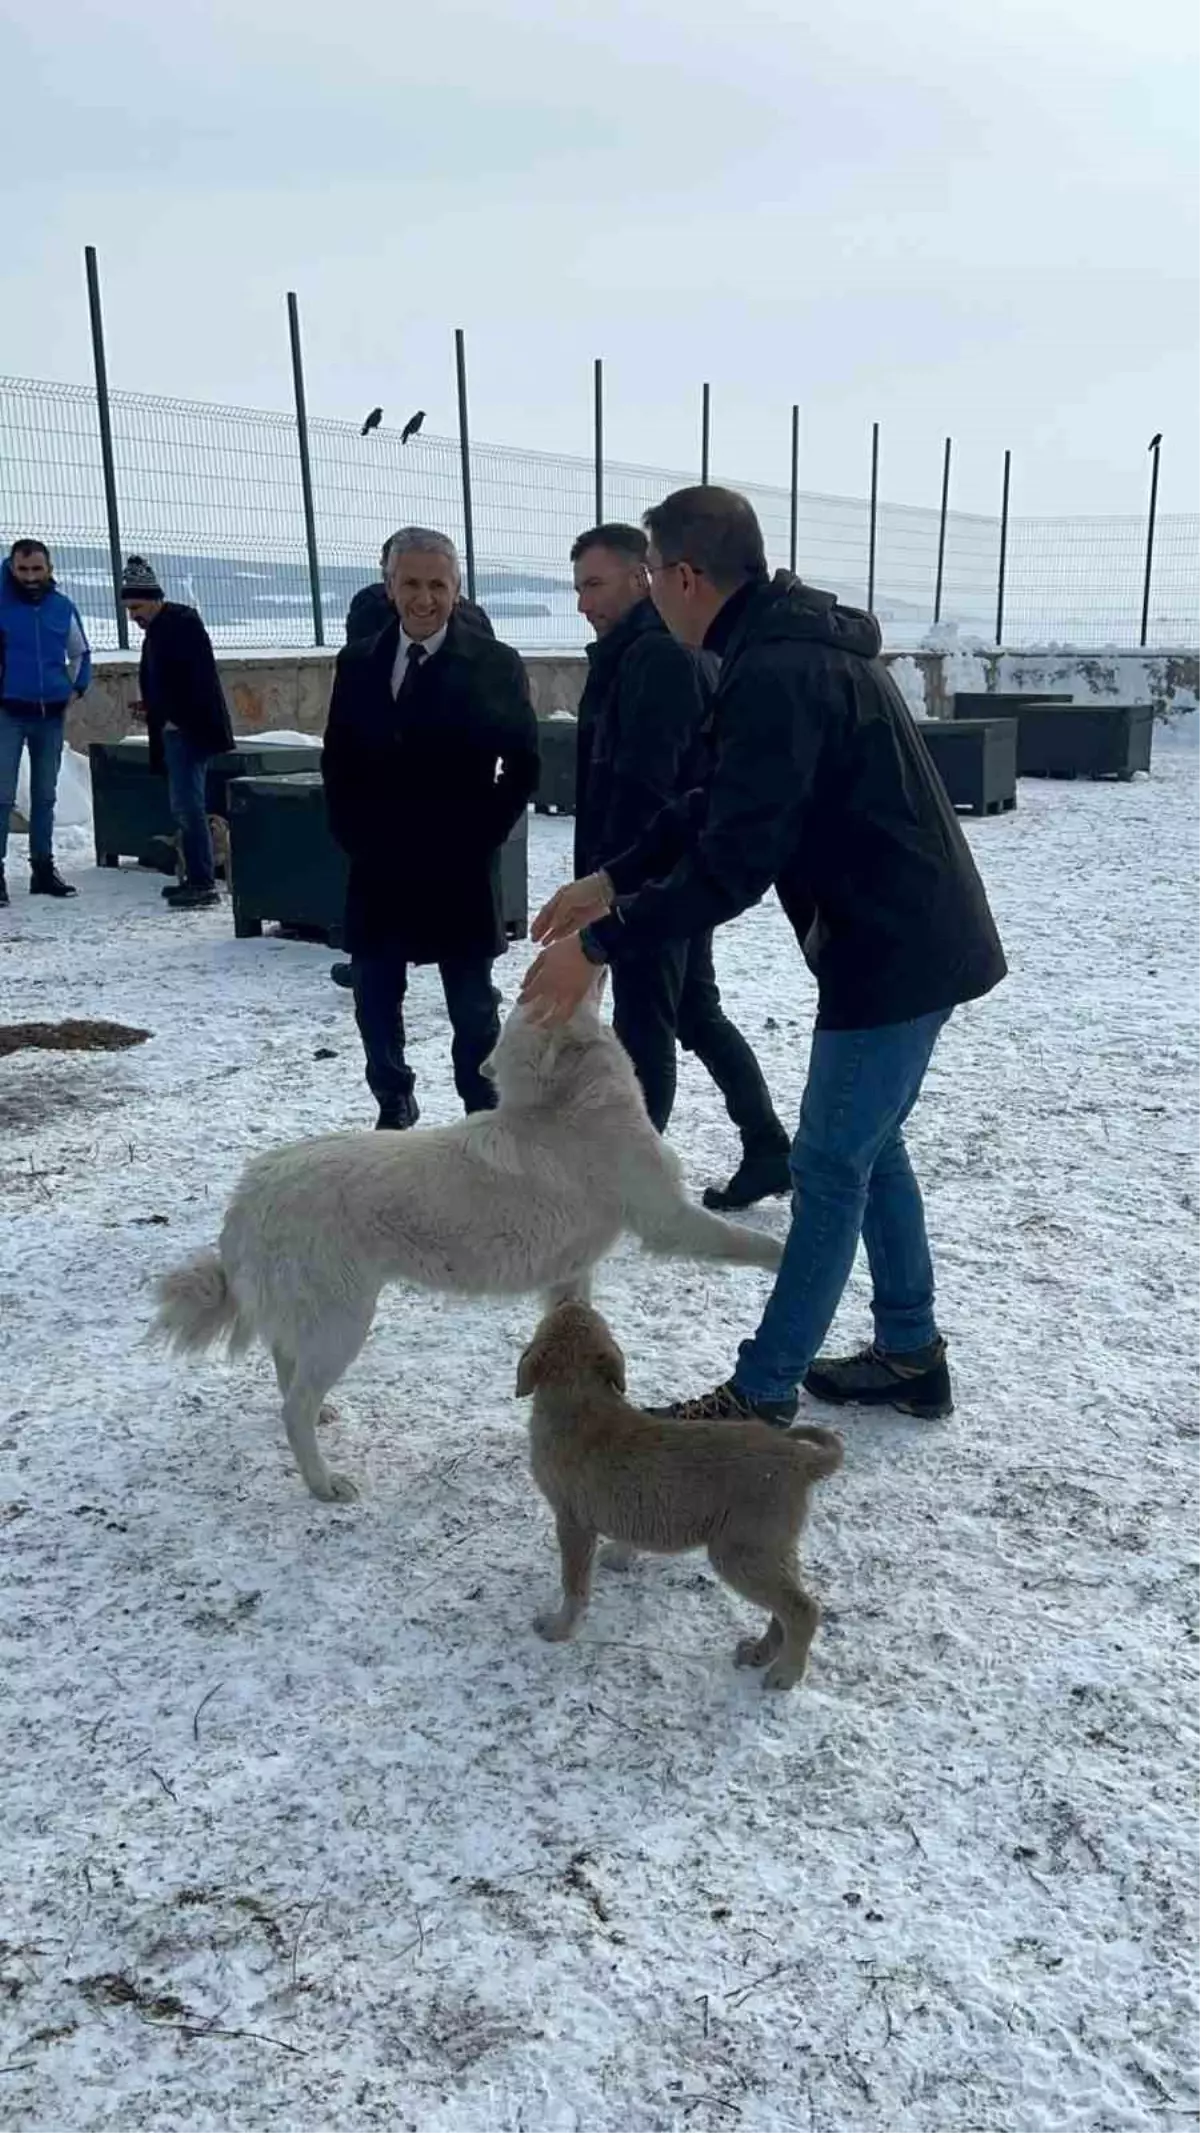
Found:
[121,557,233,910]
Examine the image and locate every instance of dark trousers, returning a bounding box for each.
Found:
[161,728,215,888]
[611,932,788,1151]
[351,949,501,1115]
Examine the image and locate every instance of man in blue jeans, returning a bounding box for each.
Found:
[121,557,233,910]
[0,537,92,904]
[522,486,1007,1424]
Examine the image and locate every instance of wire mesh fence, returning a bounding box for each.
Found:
[1,374,1195,653]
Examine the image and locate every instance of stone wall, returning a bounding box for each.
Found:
[71,643,1197,753]
[71,651,589,750]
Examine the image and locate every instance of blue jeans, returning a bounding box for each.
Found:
[734,1009,951,1403]
[0,707,66,862]
[162,728,215,888]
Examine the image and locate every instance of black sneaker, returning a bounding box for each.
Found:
[702,1150,791,1211]
[164,882,219,910]
[375,1093,420,1131]
[803,1339,953,1419]
[330,962,354,990]
[0,866,8,907]
[29,859,77,898]
[648,1379,798,1429]
[161,880,183,899]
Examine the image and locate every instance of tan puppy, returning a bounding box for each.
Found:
[517,1301,843,1691]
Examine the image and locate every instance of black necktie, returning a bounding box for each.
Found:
[397,639,427,699]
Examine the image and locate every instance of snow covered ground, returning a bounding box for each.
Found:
[1,750,1197,2133]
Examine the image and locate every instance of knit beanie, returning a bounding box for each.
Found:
[121,555,164,600]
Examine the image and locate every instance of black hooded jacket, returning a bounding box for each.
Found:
[589,573,1006,1030]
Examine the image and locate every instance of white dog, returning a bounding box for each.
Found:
[152,1001,784,1503]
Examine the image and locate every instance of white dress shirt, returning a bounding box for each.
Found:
[391,622,448,699]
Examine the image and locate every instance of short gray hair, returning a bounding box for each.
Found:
[384,527,461,579]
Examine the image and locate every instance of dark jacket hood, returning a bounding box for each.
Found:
[718,571,882,663]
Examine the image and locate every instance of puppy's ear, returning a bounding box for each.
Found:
[600,1347,626,1394]
[515,1344,540,1398]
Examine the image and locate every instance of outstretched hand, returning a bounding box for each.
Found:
[530,871,613,947]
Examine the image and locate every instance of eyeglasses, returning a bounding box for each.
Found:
[646,559,703,579]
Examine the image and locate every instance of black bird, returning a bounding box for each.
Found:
[1148,432,1162,452]
[360,407,383,437]
[400,410,426,445]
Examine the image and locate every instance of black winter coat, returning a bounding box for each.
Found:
[322,612,539,961]
[138,604,233,773]
[592,573,1006,1030]
[344,581,496,644]
[573,597,715,878]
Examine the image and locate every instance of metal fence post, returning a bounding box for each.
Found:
[933,435,952,625]
[286,293,324,647]
[84,246,128,650]
[995,448,1012,646]
[455,328,477,603]
[1141,434,1162,648]
[701,383,711,486]
[867,420,880,610]
[593,359,604,524]
[789,405,800,574]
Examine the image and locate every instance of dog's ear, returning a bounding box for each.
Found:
[599,1346,626,1394]
[515,1343,540,1397]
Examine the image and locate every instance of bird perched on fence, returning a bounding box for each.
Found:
[361,407,383,436]
[1148,433,1162,452]
[400,410,426,444]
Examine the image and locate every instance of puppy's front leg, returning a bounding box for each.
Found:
[534,1510,597,1642]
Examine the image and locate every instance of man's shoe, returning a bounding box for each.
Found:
[375,1093,420,1131]
[648,1379,798,1429]
[330,962,355,990]
[29,859,77,898]
[161,880,183,899]
[164,882,219,910]
[0,866,8,907]
[702,1150,791,1211]
[803,1339,953,1419]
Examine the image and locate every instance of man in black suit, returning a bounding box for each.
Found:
[323,527,539,1127]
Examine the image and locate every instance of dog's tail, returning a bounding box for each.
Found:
[150,1251,255,1358]
[786,1425,845,1481]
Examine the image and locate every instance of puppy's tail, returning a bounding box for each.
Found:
[786,1425,844,1482]
[150,1251,255,1358]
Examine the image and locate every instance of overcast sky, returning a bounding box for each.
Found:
[5,0,1198,520]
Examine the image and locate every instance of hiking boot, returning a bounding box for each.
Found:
[164,882,219,910]
[29,859,77,898]
[375,1092,420,1131]
[330,962,354,990]
[0,866,8,907]
[648,1379,798,1429]
[702,1150,791,1211]
[803,1339,953,1419]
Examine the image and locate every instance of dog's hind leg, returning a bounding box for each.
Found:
[279,1301,374,1504]
[274,1346,339,1427]
[543,1269,594,1310]
[534,1511,597,1642]
[707,1539,819,1691]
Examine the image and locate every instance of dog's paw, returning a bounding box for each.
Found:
[762,1658,803,1692]
[318,1401,341,1427]
[734,1633,774,1670]
[533,1608,577,1643]
[308,1469,359,1504]
[598,1541,638,1573]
